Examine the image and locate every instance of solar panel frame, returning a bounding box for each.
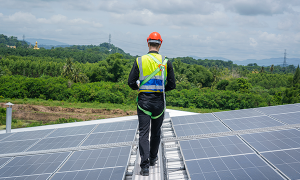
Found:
[241,129,300,152]
[262,148,300,180]
[0,152,70,179]
[222,116,283,131]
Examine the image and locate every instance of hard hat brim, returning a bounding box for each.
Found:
[148,39,162,44]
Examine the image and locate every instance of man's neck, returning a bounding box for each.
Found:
[149,47,159,52]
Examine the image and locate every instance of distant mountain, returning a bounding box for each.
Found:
[26,38,69,46]
[188,56,231,61]
[234,58,300,66]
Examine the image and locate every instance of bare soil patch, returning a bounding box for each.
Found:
[0,103,136,122]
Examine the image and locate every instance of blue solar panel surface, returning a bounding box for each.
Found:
[0,152,70,179]
[262,148,300,179]
[47,125,96,138]
[51,146,131,180]
[271,112,300,125]
[186,154,283,180]
[81,129,136,146]
[0,173,52,180]
[174,121,230,137]
[222,116,283,130]
[214,109,264,120]
[1,130,53,142]
[92,120,137,133]
[172,114,218,125]
[180,136,254,160]
[255,104,300,115]
[241,129,300,152]
[0,139,38,154]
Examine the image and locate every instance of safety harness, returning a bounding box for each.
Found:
[136,54,168,119]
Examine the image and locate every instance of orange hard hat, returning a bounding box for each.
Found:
[147,32,163,44]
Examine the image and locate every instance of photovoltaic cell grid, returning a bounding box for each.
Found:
[0,139,38,154]
[0,152,70,179]
[213,109,264,120]
[241,129,300,152]
[1,129,54,142]
[222,116,284,131]
[82,129,136,146]
[27,134,87,152]
[0,173,52,180]
[180,136,254,160]
[0,158,11,167]
[47,124,96,138]
[51,146,131,180]
[262,148,300,180]
[171,113,218,126]
[92,120,138,133]
[186,154,284,180]
[173,121,230,137]
[255,104,300,115]
[271,112,300,125]
[0,133,13,142]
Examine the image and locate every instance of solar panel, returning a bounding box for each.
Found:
[223,116,283,131]
[81,130,136,146]
[255,104,300,115]
[241,129,300,152]
[0,139,38,155]
[47,124,96,138]
[180,136,254,160]
[92,120,138,133]
[0,152,70,179]
[262,148,300,179]
[172,113,218,126]
[185,154,284,180]
[51,146,131,180]
[271,112,300,125]
[213,109,264,120]
[27,134,87,151]
[0,157,11,167]
[1,129,54,142]
[0,133,13,142]
[0,173,52,180]
[51,167,126,180]
[173,121,230,137]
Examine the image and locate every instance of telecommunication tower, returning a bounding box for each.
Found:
[283,49,287,68]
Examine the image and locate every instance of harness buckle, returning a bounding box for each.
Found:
[158,64,166,71]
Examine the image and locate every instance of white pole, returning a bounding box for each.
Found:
[5,102,14,133]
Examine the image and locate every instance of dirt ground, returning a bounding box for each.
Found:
[0,103,137,123]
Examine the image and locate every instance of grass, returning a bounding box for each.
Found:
[0,98,228,113]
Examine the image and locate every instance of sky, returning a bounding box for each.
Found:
[0,0,300,62]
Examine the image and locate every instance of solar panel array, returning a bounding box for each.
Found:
[172,104,300,179]
[0,120,138,180]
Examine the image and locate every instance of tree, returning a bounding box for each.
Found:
[0,66,4,77]
[270,64,274,73]
[61,57,74,79]
[293,65,300,85]
[260,66,265,73]
[71,67,89,83]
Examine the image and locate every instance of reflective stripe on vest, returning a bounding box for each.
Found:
[137,54,167,93]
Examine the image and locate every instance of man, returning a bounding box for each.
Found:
[128,32,176,176]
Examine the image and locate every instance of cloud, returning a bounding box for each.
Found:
[249,37,258,47]
[235,16,269,28]
[225,0,291,16]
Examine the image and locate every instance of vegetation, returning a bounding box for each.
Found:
[0,33,300,124]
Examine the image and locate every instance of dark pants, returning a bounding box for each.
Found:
[138,108,164,168]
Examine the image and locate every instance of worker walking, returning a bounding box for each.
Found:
[128,32,176,176]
